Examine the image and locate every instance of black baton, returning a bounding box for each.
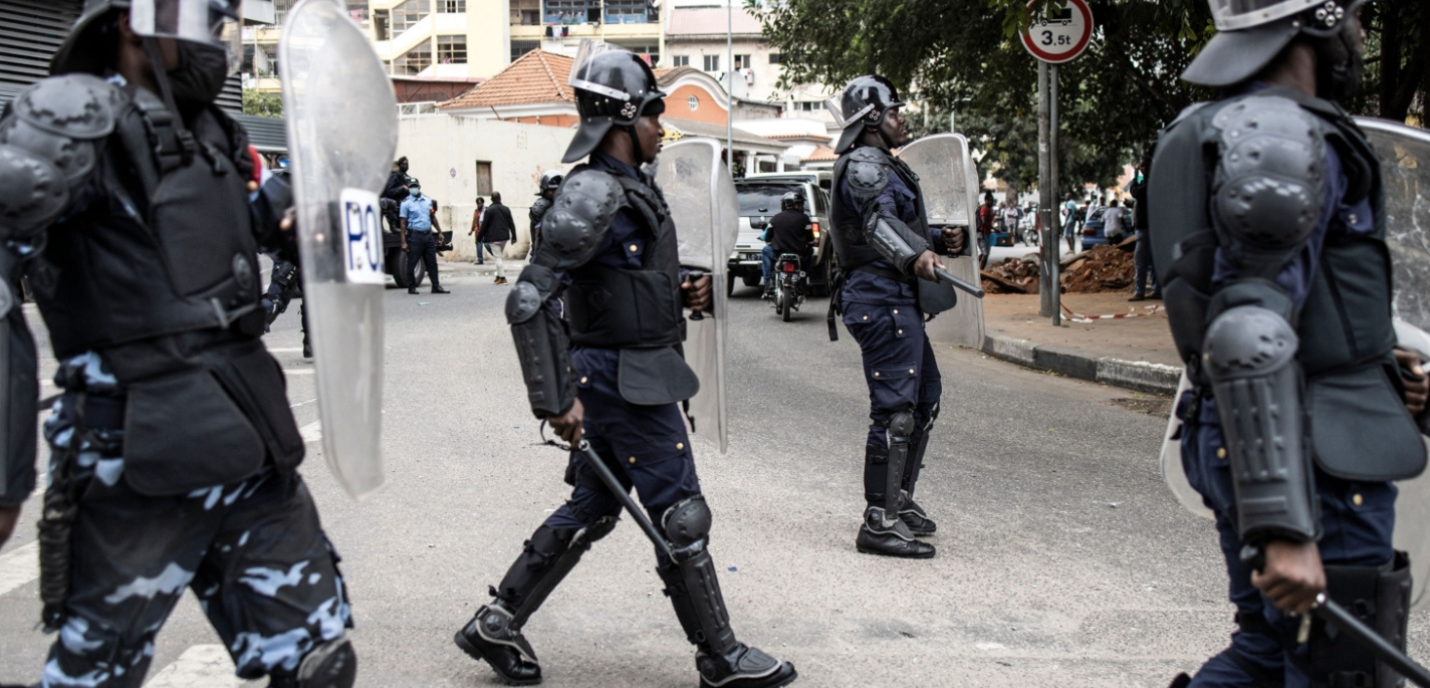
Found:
[934,267,986,299]
[686,270,709,321]
[1241,545,1430,687]
[575,440,673,560]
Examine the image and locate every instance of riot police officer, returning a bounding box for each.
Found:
[828,76,966,559]
[453,43,797,688]
[1150,1,1426,685]
[0,2,355,686]
[528,169,562,257]
[261,256,310,358]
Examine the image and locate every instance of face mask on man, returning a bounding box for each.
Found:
[410,187,422,198]
[167,41,230,106]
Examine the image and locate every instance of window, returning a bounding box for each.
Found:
[733,54,751,70]
[769,53,782,65]
[475,161,493,198]
[511,0,541,25]
[672,55,689,68]
[687,95,699,110]
[347,1,368,22]
[545,0,597,24]
[393,43,432,75]
[391,0,430,34]
[438,35,467,63]
[510,40,540,63]
[797,101,820,112]
[274,0,294,25]
[441,0,466,11]
[604,0,653,24]
[373,9,389,39]
[703,55,720,72]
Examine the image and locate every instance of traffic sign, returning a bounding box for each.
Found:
[1021,0,1093,64]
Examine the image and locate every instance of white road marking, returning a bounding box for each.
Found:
[300,421,322,444]
[283,369,315,376]
[142,644,247,687]
[0,542,39,597]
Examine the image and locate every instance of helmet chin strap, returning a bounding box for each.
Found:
[624,125,646,170]
[143,37,196,162]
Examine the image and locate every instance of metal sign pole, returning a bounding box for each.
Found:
[726,0,734,175]
[1050,63,1061,327]
[1037,60,1053,317]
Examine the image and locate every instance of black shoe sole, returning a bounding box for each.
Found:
[701,664,799,688]
[856,543,936,559]
[454,631,542,686]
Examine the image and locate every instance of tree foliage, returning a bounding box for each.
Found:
[242,88,283,118]
[756,0,1425,196]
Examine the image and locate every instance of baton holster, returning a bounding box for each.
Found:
[1310,551,1412,688]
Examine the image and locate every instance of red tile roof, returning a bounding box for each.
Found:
[803,145,837,162]
[440,50,574,110]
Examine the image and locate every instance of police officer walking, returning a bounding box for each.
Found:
[827,76,966,559]
[0,1,356,686]
[528,170,562,258]
[400,182,449,294]
[453,43,797,688]
[1150,1,1427,686]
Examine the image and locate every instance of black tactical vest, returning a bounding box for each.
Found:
[829,146,931,280]
[1151,88,1423,482]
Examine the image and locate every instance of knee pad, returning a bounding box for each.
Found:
[290,637,356,688]
[886,410,916,444]
[662,496,712,548]
[1311,553,1411,688]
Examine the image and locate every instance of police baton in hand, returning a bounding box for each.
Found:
[1241,545,1430,687]
[934,267,985,299]
[685,270,709,321]
[575,440,674,560]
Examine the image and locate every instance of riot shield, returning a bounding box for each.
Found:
[653,139,738,453]
[897,134,984,348]
[1160,372,1214,521]
[280,0,396,499]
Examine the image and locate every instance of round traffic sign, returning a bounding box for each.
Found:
[1021,0,1093,64]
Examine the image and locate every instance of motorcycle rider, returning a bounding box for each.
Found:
[0,1,356,685]
[528,170,563,257]
[762,192,814,300]
[1150,1,1427,686]
[453,44,798,688]
[827,75,966,559]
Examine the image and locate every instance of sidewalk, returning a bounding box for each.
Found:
[978,293,1183,395]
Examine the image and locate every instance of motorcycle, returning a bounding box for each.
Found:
[771,253,807,322]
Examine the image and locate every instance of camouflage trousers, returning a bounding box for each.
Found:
[40,370,352,688]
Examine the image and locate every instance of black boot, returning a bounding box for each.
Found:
[897,491,936,536]
[432,286,450,294]
[855,506,935,558]
[696,645,798,688]
[455,604,542,686]
[1167,674,1192,688]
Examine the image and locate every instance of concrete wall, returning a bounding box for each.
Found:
[397,114,575,261]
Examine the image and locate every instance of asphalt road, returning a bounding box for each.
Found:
[0,260,1426,687]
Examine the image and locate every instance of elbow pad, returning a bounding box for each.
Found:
[0,252,37,505]
[1204,304,1319,544]
[507,264,577,418]
[865,213,926,276]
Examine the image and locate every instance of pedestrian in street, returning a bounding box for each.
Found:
[1129,153,1158,301]
[401,182,449,294]
[0,3,357,685]
[478,191,515,285]
[454,43,797,688]
[469,196,489,264]
[1062,195,1080,254]
[976,193,996,264]
[1102,198,1127,243]
[1151,1,1426,686]
[529,170,563,258]
[1001,200,1021,244]
[828,75,967,559]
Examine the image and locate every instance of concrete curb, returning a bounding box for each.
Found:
[981,332,1181,395]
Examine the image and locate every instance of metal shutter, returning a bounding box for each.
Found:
[0,0,82,104]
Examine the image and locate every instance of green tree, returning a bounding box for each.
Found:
[243,88,284,118]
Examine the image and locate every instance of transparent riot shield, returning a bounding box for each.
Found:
[897,134,984,348]
[1360,117,1430,611]
[280,0,397,499]
[653,139,738,453]
[1160,372,1214,521]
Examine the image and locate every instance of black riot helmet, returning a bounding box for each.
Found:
[562,40,668,164]
[829,75,906,154]
[1182,0,1367,94]
[537,170,564,195]
[54,0,243,76]
[780,191,804,211]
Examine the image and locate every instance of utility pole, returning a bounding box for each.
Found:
[1038,60,1053,317]
[1049,64,1060,326]
[726,0,734,177]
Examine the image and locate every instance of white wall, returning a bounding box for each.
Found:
[398,115,576,261]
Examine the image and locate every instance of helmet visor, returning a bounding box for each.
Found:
[824,95,873,130]
[568,39,633,102]
[1210,0,1320,31]
[130,0,243,73]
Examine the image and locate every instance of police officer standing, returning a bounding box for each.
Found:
[0,1,356,686]
[400,182,449,294]
[1150,1,1427,686]
[453,44,797,688]
[528,170,562,257]
[828,76,965,559]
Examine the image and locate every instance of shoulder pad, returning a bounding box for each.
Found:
[844,151,891,205]
[0,116,101,186]
[1211,95,1325,249]
[1166,102,1212,131]
[0,146,70,236]
[13,74,121,140]
[530,197,553,222]
[542,169,626,268]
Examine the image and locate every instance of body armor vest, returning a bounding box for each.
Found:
[31,86,264,363]
[1152,89,1423,481]
[564,170,684,350]
[829,146,930,282]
